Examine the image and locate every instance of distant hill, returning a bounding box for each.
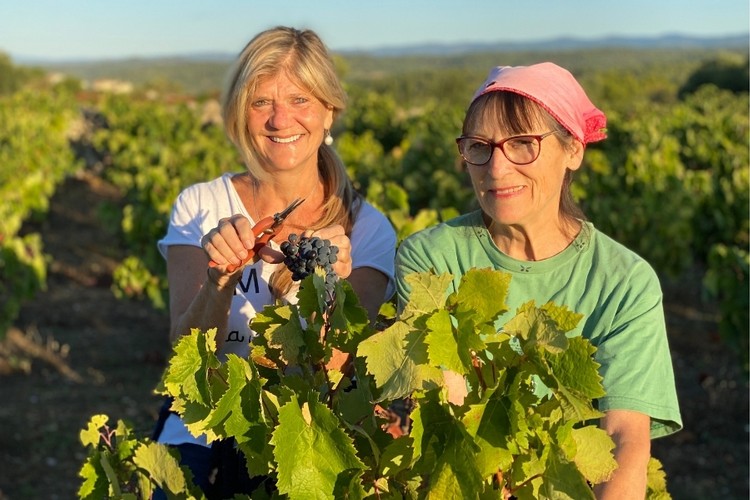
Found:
[16,33,749,95]
[339,33,750,57]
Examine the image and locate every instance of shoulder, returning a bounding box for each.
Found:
[353,199,391,225]
[351,200,396,243]
[399,211,482,253]
[588,224,661,292]
[590,225,656,270]
[177,173,235,202]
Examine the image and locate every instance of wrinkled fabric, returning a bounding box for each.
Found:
[472,62,607,144]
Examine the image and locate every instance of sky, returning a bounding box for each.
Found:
[2,0,748,61]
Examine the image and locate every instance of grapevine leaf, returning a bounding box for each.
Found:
[113,419,139,461]
[454,318,488,374]
[410,396,483,496]
[378,300,397,320]
[401,271,453,321]
[461,399,514,477]
[271,396,365,499]
[221,358,273,474]
[77,454,108,500]
[358,321,442,401]
[201,354,254,435]
[337,383,378,431]
[511,450,546,497]
[508,396,534,453]
[541,337,606,422]
[447,267,510,324]
[646,457,672,499]
[426,438,484,499]
[296,271,329,325]
[163,328,220,405]
[266,305,306,365]
[506,302,569,354]
[181,400,217,442]
[337,359,380,434]
[251,304,307,366]
[537,447,594,500]
[409,396,458,466]
[425,309,464,373]
[541,302,584,332]
[79,414,109,448]
[132,441,205,499]
[328,278,370,352]
[378,436,415,476]
[571,426,617,485]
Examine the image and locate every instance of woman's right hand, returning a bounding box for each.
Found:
[201,214,258,273]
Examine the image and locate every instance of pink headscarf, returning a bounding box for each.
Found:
[472,62,607,144]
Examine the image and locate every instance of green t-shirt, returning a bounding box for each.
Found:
[396,210,682,439]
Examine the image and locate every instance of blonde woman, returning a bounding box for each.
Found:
[152,26,396,497]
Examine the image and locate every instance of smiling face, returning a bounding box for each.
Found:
[246,72,333,174]
[463,93,583,235]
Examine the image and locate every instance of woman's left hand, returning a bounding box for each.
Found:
[303,224,352,279]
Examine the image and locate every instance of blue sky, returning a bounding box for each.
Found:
[2,0,748,61]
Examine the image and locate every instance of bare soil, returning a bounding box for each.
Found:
[0,172,747,499]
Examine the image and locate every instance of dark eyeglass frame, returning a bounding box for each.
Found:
[455,130,560,166]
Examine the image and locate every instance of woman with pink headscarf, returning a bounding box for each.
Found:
[395,62,681,498]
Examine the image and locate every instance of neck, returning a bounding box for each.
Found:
[246,172,322,221]
[486,214,580,261]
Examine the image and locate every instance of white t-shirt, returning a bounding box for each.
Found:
[157,172,396,446]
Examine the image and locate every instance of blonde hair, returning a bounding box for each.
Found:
[222,26,361,298]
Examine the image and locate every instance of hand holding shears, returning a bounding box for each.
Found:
[206,198,304,273]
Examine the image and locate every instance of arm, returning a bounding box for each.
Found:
[594,409,651,500]
[347,266,389,323]
[166,244,243,348]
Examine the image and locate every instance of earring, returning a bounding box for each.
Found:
[324,129,333,146]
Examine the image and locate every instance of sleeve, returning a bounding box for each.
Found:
[350,203,398,301]
[156,186,204,259]
[595,263,683,439]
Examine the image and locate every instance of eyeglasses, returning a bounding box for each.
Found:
[456,130,559,166]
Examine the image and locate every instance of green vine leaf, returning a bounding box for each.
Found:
[79,414,109,448]
[271,395,366,499]
[425,309,465,374]
[461,398,514,477]
[571,426,618,485]
[447,267,510,324]
[539,337,606,423]
[542,302,584,332]
[132,441,204,499]
[162,327,221,405]
[296,269,331,327]
[537,446,595,500]
[647,457,672,499]
[358,320,442,401]
[78,455,108,499]
[401,271,453,321]
[506,302,569,354]
[327,278,371,352]
[260,304,307,365]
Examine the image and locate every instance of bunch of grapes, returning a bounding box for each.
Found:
[280,234,339,291]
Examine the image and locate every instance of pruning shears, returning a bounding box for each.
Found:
[208,198,305,272]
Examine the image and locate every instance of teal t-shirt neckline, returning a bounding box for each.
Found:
[468,210,591,274]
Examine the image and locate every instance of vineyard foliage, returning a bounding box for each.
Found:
[0,83,83,336]
[60,50,746,365]
[0,46,747,495]
[78,268,676,498]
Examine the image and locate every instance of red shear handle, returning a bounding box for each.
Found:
[207,215,277,272]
